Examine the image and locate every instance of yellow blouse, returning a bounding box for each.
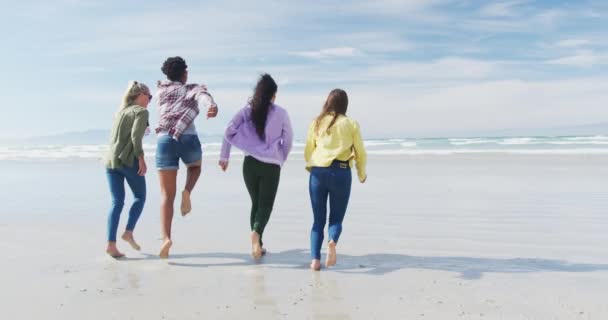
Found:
[304,114,367,182]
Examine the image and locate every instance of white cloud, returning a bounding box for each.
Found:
[348,0,447,15]
[290,47,362,59]
[366,58,497,81]
[338,32,414,53]
[463,7,569,33]
[556,39,592,48]
[346,78,608,137]
[534,9,566,28]
[546,51,603,68]
[186,57,502,88]
[479,1,527,17]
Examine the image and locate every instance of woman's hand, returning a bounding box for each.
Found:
[219,160,229,172]
[207,105,218,119]
[138,157,147,176]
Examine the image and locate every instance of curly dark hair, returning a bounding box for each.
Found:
[250,74,278,140]
[161,56,188,82]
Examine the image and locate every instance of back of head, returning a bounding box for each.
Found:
[315,89,348,134]
[161,56,187,82]
[120,81,150,110]
[250,74,278,140]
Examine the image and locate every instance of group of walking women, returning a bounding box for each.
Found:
[104,57,367,271]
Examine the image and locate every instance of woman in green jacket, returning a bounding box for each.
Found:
[104,81,151,258]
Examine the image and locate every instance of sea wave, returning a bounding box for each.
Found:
[449,138,499,145]
[2,136,608,160]
[364,140,398,147]
[367,149,608,155]
[564,135,608,141]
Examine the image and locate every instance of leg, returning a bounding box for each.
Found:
[309,168,328,269]
[326,167,352,267]
[155,135,179,258]
[180,160,201,216]
[180,135,203,216]
[243,157,260,232]
[158,169,177,258]
[184,161,202,193]
[122,163,146,250]
[106,169,125,258]
[253,162,281,249]
[243,157,263,258]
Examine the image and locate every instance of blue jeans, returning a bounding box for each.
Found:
[106,161,146,242]
[155,134,202,170]
[309,160,352,260]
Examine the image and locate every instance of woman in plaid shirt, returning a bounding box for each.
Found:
[155,56,218,259]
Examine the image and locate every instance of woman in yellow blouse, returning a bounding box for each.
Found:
[304,89,367,271]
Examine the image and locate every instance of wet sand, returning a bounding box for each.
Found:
[1,154,608,319]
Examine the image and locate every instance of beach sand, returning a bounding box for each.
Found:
[1,154,608,319]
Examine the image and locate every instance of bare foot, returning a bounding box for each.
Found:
[181,190,192,216]
[159,239,173,259]
[251,232,262,259]
[106,243,125,259]
[310,259,321,271]
[121,231,141,251]
[325,241,337,267]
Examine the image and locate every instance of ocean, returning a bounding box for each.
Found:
[2,135,608,160]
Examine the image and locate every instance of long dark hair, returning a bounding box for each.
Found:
[250,74,278,140]
[315,89,348,135]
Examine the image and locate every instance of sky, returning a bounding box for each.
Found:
[1,0,608,139]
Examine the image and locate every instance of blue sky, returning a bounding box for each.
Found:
[2,0,608,139]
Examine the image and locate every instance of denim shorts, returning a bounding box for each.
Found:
[155,134,202,170]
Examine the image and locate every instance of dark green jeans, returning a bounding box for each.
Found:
[243,156,281,245]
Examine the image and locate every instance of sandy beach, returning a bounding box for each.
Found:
[2,154,608,319]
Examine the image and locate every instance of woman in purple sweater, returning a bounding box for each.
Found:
[219,74,293,259]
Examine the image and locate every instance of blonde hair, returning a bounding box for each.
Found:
[120,81,150,109]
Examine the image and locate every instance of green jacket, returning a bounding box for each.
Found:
[105,105,149,169]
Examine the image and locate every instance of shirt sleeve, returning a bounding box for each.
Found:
[352,120,367,182]
[220,108,246,161]
[304,121,316,170]
[131,109,149,158]
[198,92,217,109]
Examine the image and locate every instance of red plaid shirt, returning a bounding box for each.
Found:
[155,80,216,139]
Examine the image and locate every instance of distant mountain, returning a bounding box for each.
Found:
[2,123,608,146]
[0,130,224,146]
[0,130,110,146]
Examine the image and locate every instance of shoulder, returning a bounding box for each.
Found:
[132,106,149,116]
[186,83,209,93]
[272,104,290,118]
[339,115,359,129]
[241,104,252,116]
